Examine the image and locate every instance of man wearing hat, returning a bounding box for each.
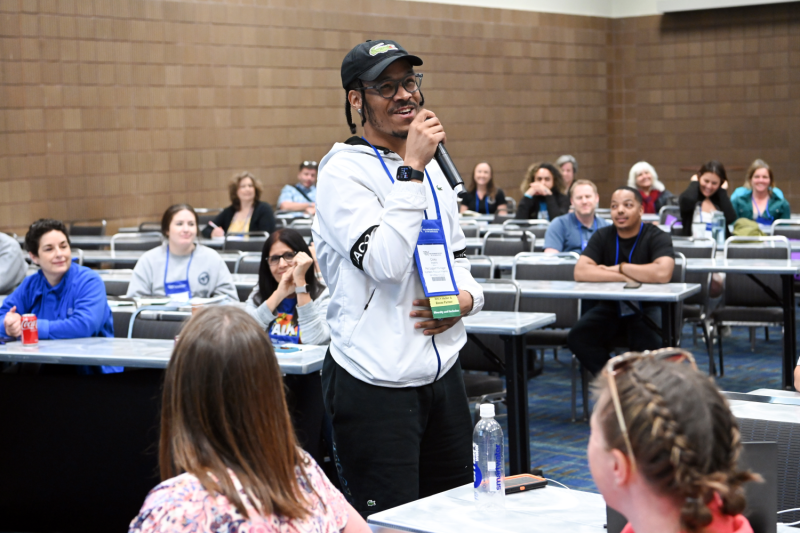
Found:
[311,40,485,515]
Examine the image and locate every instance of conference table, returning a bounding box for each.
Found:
[95,270,258,295]
[77,249,243,270]
[685,259,800,389]
[462,310,556,475]
[480,280,699,348]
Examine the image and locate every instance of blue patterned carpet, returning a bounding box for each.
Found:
[495,323,786,493]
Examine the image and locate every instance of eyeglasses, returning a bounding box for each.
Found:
[361,73,423,100]
[266,251,298,266]
[603,348,697,472]
[302,161,318,168]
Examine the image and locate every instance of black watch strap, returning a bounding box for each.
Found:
[396,166,424,182]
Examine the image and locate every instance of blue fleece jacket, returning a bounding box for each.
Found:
[0,262,121,373]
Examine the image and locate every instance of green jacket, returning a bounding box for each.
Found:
[731,190,791,222]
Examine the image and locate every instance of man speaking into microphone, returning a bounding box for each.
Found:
[312,40,484,516]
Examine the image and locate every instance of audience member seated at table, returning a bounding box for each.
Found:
[555,154,577,192]
[0,231,27,295]
[201,171,276,238]
[678,161,737,237]
[731,159,790,227]
[544,179,610,254]
[627,162,676,215]
[245,229,330,345]
[589,350,757,533]
[128,306,369,533]
[515,162,570,221]
[278,161,318,215]
[567,188,674,375]
[0,219,121,373]
[731,158,785,203]
[127,204,238,303]
[459,162,508,216]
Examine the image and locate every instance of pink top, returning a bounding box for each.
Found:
[129,453,349,533]
[620,494,753,533]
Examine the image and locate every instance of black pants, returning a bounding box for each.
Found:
[567,301,663,376]
[321,351,473,517]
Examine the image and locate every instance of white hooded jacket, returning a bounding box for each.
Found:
[312,137,484,388]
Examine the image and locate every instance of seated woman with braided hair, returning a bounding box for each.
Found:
[588,349,759,533]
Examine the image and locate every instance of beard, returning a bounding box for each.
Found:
[363,95,423,139]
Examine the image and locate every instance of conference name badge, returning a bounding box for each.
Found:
[414,219,459,304]
[430,295,461,319]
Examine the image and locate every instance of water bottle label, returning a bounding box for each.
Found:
[494,444,503,491]
[488,461,498,491]
[473,443,482,489]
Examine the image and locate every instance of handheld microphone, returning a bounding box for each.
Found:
[433,143,466,198]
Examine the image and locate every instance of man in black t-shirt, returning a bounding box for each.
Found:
[567,187,675,375]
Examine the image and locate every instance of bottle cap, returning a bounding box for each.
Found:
[480,403,495,418]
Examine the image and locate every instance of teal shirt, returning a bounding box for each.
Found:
[731,190,791,222]
[730,186,784,202]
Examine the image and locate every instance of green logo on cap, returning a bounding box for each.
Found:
[369,43,398,56]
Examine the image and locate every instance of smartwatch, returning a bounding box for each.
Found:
[295,285,308,294]
[396,166,424,182]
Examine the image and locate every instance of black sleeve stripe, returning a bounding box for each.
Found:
[350,225,379,270]
[453,247,467,260]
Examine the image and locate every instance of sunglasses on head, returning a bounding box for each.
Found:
[603,348,697,471]
[302,161,318,168]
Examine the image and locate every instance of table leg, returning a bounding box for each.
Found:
[501,334,530,475]
[662,302,675,348]
[781,275,796,390]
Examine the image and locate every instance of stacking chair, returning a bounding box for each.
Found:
[771,220,800,240]
[502,219,549,239]
[459,220,481,238]
[68,219,107,236]
[72,248,84,267]
[223,231,268,252]
[128,308,187,339]
[459,279,520,423]
[504,197,517,214]
[289,218,313,238]
[195,208,223,226]
[110,232,162,252]
[467,255,495,279]
[710,236,789,375]
[659,205,683,235]
[492,214,515,224]
[672,238,716,362]
[234,252,261,274]
[481,230,535,256]
[137,222,161,233]
[99,268,132,296]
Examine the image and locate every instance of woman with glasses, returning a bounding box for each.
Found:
[588,349,758,533]
[129,306,370,533]
[245,228,330,345]
[202,171,276,238]
[127,204,238,302]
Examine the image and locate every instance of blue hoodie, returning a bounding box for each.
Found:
[0,262,121,373]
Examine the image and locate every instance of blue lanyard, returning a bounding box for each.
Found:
[475,193,490,214]
[164,245,194,286]
[753,197,772,220]
[363,137,442,221]
[576,213,598,251]
[615,223,644,265]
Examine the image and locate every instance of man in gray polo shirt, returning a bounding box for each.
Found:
[544,179,610,254]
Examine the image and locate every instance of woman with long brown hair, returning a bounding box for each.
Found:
[458,162,508,215]
[129,306,369,533]
[588,349,758,533]
[515,162,570,221]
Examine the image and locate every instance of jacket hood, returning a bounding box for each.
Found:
[319,137,403,175]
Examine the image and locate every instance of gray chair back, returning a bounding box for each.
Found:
[128,308,187,339]
[723,236,789,307]
[288,219,313,238]
[493,214,515,224]
[459,220,481,238]
[512,253,580,330]
[68,219,107,236]
[111,309,133,338]
[223,232,268,252]
[196,208,223,226]
[672,238,715,307]
[459,280,520,373]
[503,219,549,239]
[138,222,161,233]
[234,252,261,274]
[771,220,800,240]
[110,232,163,252]
[481,230,535,256]
[467,255,494,279]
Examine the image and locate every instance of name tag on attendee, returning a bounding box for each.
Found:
[414,219,459,317]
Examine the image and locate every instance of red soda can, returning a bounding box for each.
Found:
[21,314,38,345]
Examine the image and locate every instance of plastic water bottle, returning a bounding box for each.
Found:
[691,204,706,239]
[473,403,505,508]
[712,211,726,247]
[537,204,549,220]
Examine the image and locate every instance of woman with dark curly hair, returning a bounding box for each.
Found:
[515,162,570,221]
[588,349,759,533]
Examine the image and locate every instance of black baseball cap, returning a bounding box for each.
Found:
[341,40,423,89]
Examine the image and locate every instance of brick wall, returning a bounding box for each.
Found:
[0,0,798,234]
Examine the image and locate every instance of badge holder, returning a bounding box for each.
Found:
[414,219,461,319]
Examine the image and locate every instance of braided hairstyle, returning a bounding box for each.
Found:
[592,358,759,533]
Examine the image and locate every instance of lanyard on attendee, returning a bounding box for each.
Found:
[615,223,644,265]
[163,245,194,302]
[363,137,460,309]
[753,197,773,225]
[576,214,598,251]
[476,193,490,214]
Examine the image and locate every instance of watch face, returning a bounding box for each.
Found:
[397,166,411,181]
